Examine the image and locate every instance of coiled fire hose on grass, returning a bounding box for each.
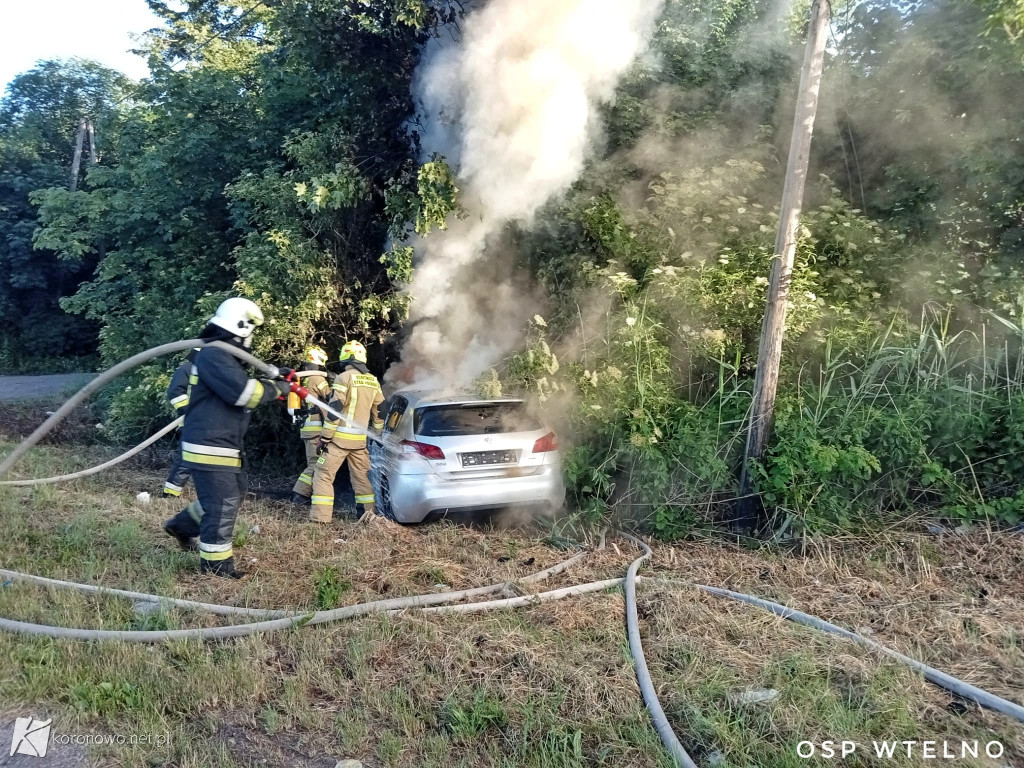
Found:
[1,541,1024,768]
[1,339,1023,767]
[0,552,595,642]
[0,551,586,622]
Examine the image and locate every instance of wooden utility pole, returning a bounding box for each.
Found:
[739,0,831,525]
[69,117,87,192]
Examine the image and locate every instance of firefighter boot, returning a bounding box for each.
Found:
[163,517,198,551]
[201,557,245,579]
[289,492,311,506]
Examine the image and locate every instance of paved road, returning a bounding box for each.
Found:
[0,716,87,767]
[0,374,95,403]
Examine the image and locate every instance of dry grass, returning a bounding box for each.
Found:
[0,434,1022,766]
[649,535,1024,711]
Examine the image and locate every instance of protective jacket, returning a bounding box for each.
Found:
[166,361,191,414]
[297,365,332,440]
[320,366,385,447]
[180,344,285,472]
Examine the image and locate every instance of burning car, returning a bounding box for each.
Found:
[366,391,565,523]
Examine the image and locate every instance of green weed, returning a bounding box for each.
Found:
[313,565,351,610]
[443,691,508,738]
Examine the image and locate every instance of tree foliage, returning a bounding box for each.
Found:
[0,59,128,369]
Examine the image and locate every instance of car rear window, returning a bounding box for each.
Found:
[414,402,542,437]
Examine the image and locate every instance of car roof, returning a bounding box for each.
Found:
[390,388,525,409]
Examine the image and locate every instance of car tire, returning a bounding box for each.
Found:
[378,476,397,522]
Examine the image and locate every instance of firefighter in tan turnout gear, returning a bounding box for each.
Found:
[310,341,384,522]
[289,345,333,505]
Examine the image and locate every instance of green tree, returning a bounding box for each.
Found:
[0,59,128,368]
[32,0,457,437]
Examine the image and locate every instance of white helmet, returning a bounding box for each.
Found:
[209,297,264,340]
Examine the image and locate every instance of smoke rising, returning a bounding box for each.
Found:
[387,0,665,390]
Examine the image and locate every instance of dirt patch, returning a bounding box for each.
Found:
[214,720,349,767]
[0,402,100,445]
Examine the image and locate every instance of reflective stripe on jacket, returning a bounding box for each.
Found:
[166,361,191,413]
[320,367,385,447]
[180,345,283,472]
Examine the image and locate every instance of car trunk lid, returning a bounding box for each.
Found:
[410,401,554,479]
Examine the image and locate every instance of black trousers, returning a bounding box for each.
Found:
[167,469,246,564]
[163,448,191,496]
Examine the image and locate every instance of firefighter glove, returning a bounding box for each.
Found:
[276,367,296,382]
[272,380,292,398]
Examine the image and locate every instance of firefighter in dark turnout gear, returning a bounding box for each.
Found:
[161,350,199,498]
[162,298,291,578]
[289,346,333,505]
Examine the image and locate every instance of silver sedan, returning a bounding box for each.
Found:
[367,391,565,523]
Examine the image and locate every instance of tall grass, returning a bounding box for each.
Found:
[563,303,1024,536]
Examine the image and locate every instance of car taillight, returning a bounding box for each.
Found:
[532,432,558,452]
[401,440,445,460]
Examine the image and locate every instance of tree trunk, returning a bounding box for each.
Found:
[69,117,87,192]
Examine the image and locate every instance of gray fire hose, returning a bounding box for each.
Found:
[0,339,205,481]
[693,583,1024,724]
[620,533,699,768]
[0,551,585,621]
[0,551,590,642]
[0,341,360,486]
[0,417,184,487]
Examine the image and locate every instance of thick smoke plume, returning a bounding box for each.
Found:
[387,0,664,389]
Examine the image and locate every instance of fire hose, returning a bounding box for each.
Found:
[1,340,1022,767]
[0,340,364,487]
[0,417,183,487]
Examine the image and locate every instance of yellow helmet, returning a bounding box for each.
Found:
[305,346,328,366]
[339,340,367,364]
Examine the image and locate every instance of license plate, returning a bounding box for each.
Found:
[461,450,518,467]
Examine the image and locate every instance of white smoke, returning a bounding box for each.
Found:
[388,0,665,389]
